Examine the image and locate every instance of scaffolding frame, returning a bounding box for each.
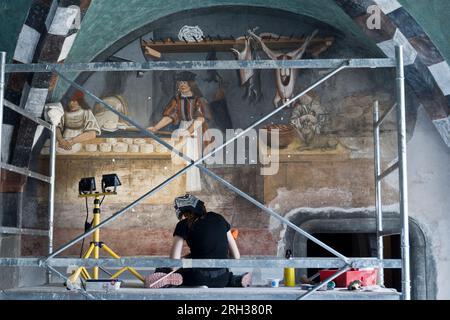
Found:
[0,47,410,300]
[0,52,57,284]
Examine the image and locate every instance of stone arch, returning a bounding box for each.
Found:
[281,208,437,300]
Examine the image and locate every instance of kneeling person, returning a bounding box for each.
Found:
[145,194,251,288]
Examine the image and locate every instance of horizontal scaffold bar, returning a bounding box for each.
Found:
[0,257,402,269]
[0,162,52,183]
[0,227,49,237]
[3,100,53,130]
[4,58,403,73]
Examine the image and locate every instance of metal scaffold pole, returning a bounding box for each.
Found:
[0,52,6,164]
[396,46,411,300]
[373,100,384,286]
[47,125,57,283]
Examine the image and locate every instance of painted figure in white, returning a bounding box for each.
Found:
[56,90,101,153]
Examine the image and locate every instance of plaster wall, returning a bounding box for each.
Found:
[272,106,450,299]
[405,105,450,299]
[28,159,271,257]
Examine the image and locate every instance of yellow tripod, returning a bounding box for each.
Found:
[68,193,145,285]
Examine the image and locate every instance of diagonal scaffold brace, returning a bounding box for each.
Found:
[45,62,351,270]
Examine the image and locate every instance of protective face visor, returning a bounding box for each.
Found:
[174,194,200,220]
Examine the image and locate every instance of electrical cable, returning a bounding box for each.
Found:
[79,198,90,258]
[98,195,110,277]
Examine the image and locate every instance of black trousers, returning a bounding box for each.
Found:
[155,267,244,288]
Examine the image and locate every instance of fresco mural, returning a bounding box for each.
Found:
[31,6,416,263]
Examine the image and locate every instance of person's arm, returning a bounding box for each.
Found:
[56,127,72,150]
[68,130,97,144]
[148,116,173,132]
[56,126,65,144]
[227,231,240,259]
[170,236,184,260]
[149,98,177,132]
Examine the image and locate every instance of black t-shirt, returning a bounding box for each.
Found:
[173,212,231,259]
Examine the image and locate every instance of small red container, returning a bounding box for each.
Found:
[319,269,378,287]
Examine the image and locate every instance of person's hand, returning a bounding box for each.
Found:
[148,126,157,133]
[187,126,197,137]
[59,139,73,150]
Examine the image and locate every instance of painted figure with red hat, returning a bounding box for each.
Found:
[56,90,101,152]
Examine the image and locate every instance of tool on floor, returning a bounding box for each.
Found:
[284,249,296,287]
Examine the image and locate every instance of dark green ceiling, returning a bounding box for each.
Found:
[0,0,33,62]
[398,0,450,63]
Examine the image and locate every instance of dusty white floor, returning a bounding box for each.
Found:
[1,283,400,300]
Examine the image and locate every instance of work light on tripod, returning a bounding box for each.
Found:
[101,174,121,193]
[78,177,96,195]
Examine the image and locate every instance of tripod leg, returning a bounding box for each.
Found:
[81,267,91,280]
[69,243,94,283]
[102,244,145,283]
[110,268,129,279]
[127,267,145,283]
[83,243,95,259]
[101,244,121,259]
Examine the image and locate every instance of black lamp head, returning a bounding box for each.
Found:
[79,177,96,195]
[101,174,121,193]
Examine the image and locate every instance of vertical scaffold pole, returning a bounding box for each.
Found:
[0,52,6,164]
[373,100,384,286]
[47,125,57,283]
[396,45,411,300]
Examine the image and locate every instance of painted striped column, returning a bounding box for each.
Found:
[6,0,91,169]
[335,0,450,147]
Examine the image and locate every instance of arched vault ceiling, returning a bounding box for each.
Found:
[53,0,379,99]
[66,0,372,63]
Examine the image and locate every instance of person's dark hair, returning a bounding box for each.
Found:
[181,202,207,229]
[176,80,203,98]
